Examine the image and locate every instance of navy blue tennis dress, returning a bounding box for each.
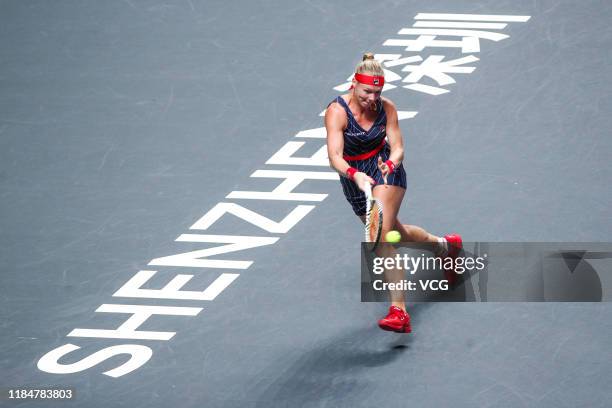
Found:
[329,96,407,216]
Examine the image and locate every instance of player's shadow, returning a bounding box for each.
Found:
[251,303,434,407]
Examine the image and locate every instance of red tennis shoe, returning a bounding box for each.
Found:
[443,233,463,285]
[378,306,412,333]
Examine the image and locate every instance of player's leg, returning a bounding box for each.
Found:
[371,184,411,332]
[372,184,404,241]
[394,220,462,259]
[373,154,442,246]
[393,220,440,244]
[371,185,406,305]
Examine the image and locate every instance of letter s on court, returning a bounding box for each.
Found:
[37,343,152,378]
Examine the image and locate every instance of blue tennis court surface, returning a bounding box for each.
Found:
[2,1,611,406]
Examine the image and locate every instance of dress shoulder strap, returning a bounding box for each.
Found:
[326,96,353,118]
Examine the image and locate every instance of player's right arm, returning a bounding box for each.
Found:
[325,101,374,190]
[325,102,350,176]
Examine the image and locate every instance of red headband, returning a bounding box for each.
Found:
[354,73,385,87]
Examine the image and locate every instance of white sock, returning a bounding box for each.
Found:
[436,237,448,256]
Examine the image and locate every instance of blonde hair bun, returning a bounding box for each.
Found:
[355,52,384,76]
[362,52,375,61]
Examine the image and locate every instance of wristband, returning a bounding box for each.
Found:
[384,160,396,174]
[346,167,358,180]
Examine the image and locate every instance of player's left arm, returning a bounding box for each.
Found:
[382,98,404,166]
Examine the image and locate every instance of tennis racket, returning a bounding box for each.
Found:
[363,183,383,251]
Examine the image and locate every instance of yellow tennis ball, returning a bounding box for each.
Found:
[385,230,401,243]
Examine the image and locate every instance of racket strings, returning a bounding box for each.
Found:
[367,202,381,241]
[365,199,383,249]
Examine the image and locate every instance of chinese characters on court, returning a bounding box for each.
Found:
[334,13,531,98]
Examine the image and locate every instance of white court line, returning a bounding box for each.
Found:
[414,13,531,22]
[403,84,450,96]
[413,21,507,29]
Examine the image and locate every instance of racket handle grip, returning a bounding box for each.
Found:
[363,181,372,198]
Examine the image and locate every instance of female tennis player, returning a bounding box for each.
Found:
[325,53,462,333]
